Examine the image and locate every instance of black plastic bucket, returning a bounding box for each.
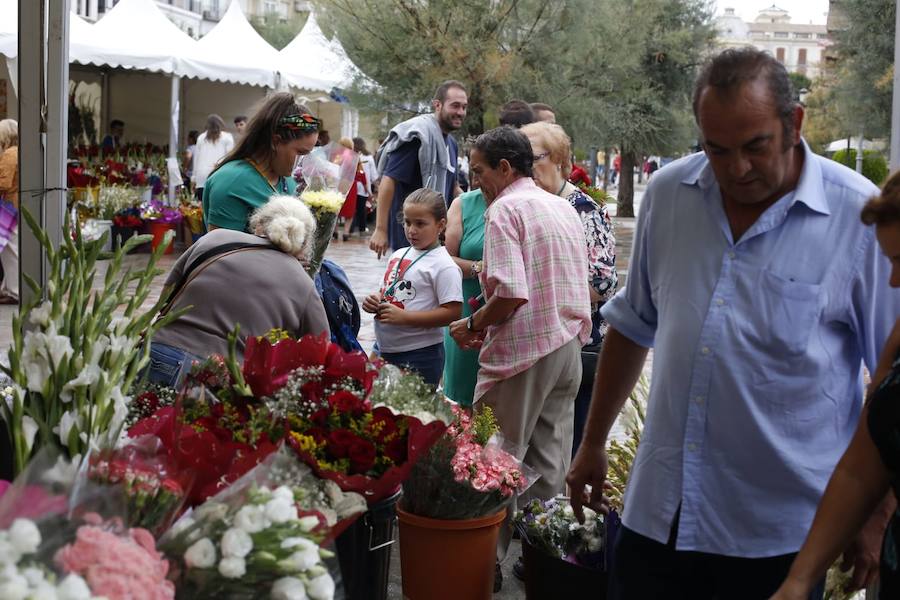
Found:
[521,539,608,600]
[336,488,401,600]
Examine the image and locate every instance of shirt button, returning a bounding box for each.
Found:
[716,298,725,306]
[694,396,704,404]
[728,251,736,259]
[701,346,711,355]
[687,443,698,452]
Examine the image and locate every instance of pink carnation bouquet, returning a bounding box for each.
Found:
[401,405,538,520]
[55,513,175,600]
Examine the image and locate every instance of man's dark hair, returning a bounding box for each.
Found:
[498,100,535,128]
[234,115,247,124]
[473,126,534,177]
[692,47,797,147]
[110,119,124,129]
[529,102,554,114]
[433,80,467,103]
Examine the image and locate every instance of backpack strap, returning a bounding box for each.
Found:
[159,241,274,317]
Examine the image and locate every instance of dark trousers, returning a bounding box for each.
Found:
[609,525,825,600]
[380,342,444,387]
[351,194,368,233]
[573,347,599,457]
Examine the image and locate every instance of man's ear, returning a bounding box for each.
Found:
[432,99,442,113]
[498,158,512,176]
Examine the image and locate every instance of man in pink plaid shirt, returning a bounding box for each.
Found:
[450,126,592,567]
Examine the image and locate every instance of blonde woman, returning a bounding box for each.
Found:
[148,195,329,387]
[0,119,18,304]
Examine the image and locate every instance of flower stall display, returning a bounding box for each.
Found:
[0,210,181,477]
[141,199,183,254]
[513,497,612,600]
[397,406,537,600]
[294,145,360,276]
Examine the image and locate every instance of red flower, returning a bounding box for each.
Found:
[328,391,364,415]
[370,407,399,443]
[310,408,330,427]
[328,429,358,458]
[348,438,377,474]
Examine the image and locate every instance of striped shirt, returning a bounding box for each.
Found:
[474,177,592,401]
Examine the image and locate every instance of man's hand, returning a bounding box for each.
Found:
[839,504,890,590]
[369,228,389,259]
[449,318,484,349]
[376,303,407,325]
[566,439,611,523]
[362,293,381,314]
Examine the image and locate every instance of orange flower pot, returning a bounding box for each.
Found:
[146,221,175,255]
[397,507,506,600]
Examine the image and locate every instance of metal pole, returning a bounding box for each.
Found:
[856,130,864,174]
[18,0,46,306]
[891,0,900,170]
[167,74,180,203]
[46,0,69,254]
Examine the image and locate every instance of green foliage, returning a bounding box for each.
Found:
[832,148,889,185]
[250,12,307,50]
[788,72,812,98]
[828,0,895,140]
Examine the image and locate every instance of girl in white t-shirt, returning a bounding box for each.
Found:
[363,189,463,385]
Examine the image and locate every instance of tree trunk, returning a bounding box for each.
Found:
[617,149,637,217]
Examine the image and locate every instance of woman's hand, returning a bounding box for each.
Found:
[768,579,812,600]
[362,293,381,314]
[376,303,408,325]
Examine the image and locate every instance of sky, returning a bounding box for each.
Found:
[713,0,831,25]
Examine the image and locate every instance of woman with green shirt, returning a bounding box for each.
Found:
[203,92,320,232]
[442,181,486,407]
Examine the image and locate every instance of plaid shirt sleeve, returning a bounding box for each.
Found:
[483,204,530,303]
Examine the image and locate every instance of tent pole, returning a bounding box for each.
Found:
[46,0,69,254]
[18,0,46,305]
[168,74,180,203]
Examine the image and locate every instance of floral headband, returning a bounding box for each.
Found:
[279,113,321,132]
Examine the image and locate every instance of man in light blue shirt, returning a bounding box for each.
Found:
[568,48,900,599]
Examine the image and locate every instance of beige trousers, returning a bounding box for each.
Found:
[478,335,582,561]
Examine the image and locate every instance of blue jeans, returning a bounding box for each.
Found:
[145,342,203,388]
[380,343,444,387]
[573,347,600,457]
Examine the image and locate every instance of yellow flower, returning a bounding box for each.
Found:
[290,432,322,454]
[300,190,345,214]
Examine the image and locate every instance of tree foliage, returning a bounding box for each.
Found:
[313,0,714,211]
[250,13,307,51]
[828,0,895,140]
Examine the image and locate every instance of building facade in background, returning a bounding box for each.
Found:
[715,5,831,80]
[74,0,311,38]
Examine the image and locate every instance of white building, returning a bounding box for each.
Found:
[715,5,831,80]
[74,0,311,38]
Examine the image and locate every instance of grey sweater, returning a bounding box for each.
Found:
[153,229,329,360]
[376,113,451,195]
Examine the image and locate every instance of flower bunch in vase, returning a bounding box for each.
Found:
[401,405,536,520]
[514,496,608,569]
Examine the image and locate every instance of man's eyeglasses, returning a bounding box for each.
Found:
[533,152,550,165]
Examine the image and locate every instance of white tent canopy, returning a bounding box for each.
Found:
[280,13,360,91]
[192,0,279,88]
[0,4,93,60]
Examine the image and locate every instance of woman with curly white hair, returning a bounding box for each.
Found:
[146,195,329,387]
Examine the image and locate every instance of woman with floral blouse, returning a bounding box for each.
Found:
[521,122,617,455]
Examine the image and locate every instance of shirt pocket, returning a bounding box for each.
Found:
[754,269,822,356]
